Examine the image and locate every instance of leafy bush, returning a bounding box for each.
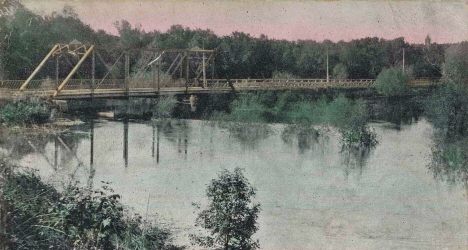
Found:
[191,168,260,250]
[212,92,268,123]
[1,160,182,250]
[0,97,51,126]
[375,67,410,96]
[154,95,178,119]
[425,83,468,139]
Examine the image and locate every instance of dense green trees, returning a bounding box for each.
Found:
[0,4,451,82]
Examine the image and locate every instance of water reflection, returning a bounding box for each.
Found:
[2,119,468,249]
[215,122,272,149]
[280,125,328,155]
[124,119,129,168]
[370,98,424,129]
[429,136,468,186]
[341,146,372,179]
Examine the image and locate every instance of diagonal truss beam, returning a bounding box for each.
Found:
[195,53,214,79]
[96,51,125,87]
[53,45,94,97]
[20,44,59,91]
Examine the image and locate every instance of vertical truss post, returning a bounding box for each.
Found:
[91,50,95,97]
[53,45,94,97]
[55,56,59,90]
[125,51,130,95]
[157,55,160,92]
[21,44,59,91]
[180,53,183,79]
[212,56,215,82]
[152,60,156,92]
[185,51,189,92]
[202,52,207,88]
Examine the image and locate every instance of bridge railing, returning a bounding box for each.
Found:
[0,79,58,91]
[95,79,125,90]
[205,78,378,89]
[1,78,440,97]
[0,80,24,90]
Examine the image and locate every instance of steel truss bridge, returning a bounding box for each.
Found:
[0,43,437,100]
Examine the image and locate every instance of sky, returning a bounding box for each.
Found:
[22,0,468,44]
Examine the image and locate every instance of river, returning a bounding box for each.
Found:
[1,116,467,249]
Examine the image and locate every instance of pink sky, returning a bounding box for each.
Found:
[24,0,468,44]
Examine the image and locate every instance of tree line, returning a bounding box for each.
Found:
[0,4,451,81]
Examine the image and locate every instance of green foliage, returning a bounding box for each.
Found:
[332,63,348,79]
[154,95,178,119]
[429,136,468,185]
[271,71,298,79]
[213,92,268,123]
[425,84,468,139]
[0,97,51,126]
[375,67,410,96]
[340,125,378,149]
[327,95,368,129]
[191,168,260,250]
[443,42,468,86]
[211,92,377,147]
[0,5,449,82]
[1,160,181,250]
[282,94,376,147]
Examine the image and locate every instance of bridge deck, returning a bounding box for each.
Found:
[0,78,436,100]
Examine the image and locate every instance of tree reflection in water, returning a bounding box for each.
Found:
[281,124,330,154]
[369,98,424,129]
[213,121,272,149]
[341,145,373,179]
[429,136,468,186]
[0,124,93,187]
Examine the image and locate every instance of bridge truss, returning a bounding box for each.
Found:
[0,43,438,100]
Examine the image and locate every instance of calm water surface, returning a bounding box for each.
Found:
[2,118,468,250]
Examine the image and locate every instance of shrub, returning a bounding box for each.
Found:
[425,83,468,139]
[0,97,51,126]
[375,67,410,96]
[191,168,260,250]
[213,92,268,123]
[154,95,177,119]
